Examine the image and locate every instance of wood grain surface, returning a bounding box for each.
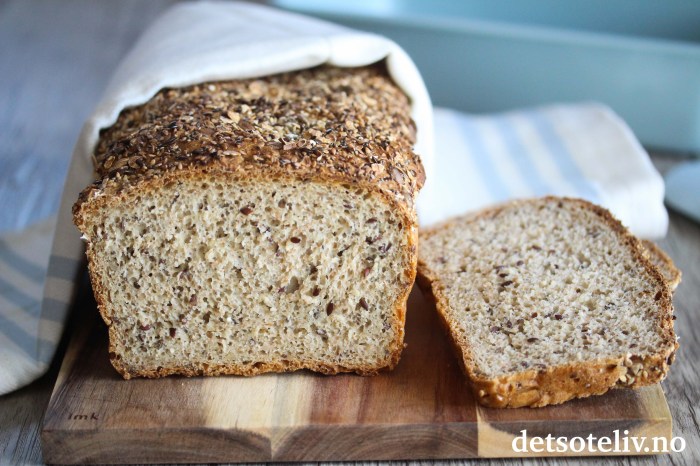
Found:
[41,287,671,464]
[1,1,699,465]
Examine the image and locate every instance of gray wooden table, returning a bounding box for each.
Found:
[0,1,698,465]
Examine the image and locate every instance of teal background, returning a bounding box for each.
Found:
[274,0,700,154]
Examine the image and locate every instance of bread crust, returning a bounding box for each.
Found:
[74,65,422,379]
[641,239,682,291]
[417,197,678,408]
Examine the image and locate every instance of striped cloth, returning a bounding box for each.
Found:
[0,103,668,395]
[0,217,58,393]
[418,104,668,238]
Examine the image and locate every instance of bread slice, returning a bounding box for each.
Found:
[73,65,424,379]
[641,240,682,291]
[417,197,677,408]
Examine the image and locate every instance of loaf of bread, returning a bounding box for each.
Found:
[417,197,678,408]
[73,64,425,379]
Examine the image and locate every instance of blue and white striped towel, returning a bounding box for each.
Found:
[418,105,668,238]
[0,103,668,395]
[0,217,58,393]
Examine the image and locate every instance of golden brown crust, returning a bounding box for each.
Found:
[417,196,678,408]
[74,64,424,220]
[641,240,682,291]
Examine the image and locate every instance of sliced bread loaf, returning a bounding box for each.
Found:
[417,197,677,408]
[73,65,424,379]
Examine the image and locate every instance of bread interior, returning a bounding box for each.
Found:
[85,175,412,374]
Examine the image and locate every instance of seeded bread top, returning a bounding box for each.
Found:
[74,64,424,215]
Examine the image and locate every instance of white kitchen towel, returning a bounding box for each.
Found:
[0,216,58,394]
[418,106,668,238]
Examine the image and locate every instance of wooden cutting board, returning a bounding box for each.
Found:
[41,287,672,464]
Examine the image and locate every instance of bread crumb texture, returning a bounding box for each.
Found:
[74,65,422,378]
[418,197,677,408]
